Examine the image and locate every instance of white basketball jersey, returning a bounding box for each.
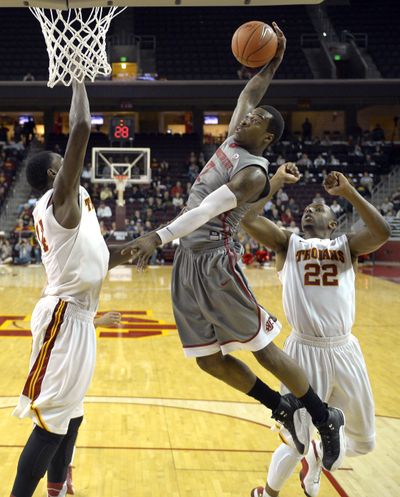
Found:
[33,186,109,312]
[278,233,355,338]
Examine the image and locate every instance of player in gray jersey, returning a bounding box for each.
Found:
[127,23,345,472]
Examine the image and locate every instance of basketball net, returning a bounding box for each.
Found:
[30,6,126,87]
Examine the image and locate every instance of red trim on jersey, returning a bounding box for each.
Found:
[22,300,67,401]
[216,148,233,170]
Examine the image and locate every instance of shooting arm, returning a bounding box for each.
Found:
[228,22,286,136]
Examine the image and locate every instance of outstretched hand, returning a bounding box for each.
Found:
[323,171,354,197]
[121,231,162,271]
[268,22,286,72]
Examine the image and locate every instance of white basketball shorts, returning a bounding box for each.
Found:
[13,296,96,435]
[281,332,376,448]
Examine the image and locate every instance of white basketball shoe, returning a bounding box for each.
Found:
[299,440,323,497]
[250,487,268,497]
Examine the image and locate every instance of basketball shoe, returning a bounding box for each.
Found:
[47,481,67,497]
[250,487,268,497]
[271,393,310,455]
[315,407,345,471]
[66,465,75,495]
[300,440,322,497]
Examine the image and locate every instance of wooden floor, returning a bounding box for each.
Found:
[0,264,399,497]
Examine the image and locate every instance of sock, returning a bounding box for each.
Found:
[298,386,328,425]
[267,443,301,492]
[247,377,281,411]
[11,426,64,497]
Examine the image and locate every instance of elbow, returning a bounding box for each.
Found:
[381,221,392,241]
[72,119,91,132]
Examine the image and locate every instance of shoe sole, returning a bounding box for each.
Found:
[323,410,346,472]
[293,407,311,455]
[299,469,313,497]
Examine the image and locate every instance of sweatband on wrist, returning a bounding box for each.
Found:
[156,184,237,245]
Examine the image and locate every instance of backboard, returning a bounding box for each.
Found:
[92,147,151,185]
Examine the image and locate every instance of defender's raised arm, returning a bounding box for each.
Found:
[52,81,91,228]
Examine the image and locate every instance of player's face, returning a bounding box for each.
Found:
[234,108,274,149]
[301,204,337,233]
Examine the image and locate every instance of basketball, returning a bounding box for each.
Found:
[231,21,278,68]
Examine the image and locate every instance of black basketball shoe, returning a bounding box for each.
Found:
[271,393,310,455]
[315,407,346,471]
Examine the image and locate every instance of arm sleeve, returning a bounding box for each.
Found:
[156,184,237,245]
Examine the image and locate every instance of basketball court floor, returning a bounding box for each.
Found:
[0,264,399,496]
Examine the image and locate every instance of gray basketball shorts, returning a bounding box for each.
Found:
[171,244,281,357]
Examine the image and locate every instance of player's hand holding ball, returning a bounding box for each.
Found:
[231,20,285,71]
[323,171,354,197]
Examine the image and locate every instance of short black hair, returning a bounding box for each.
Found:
[259,105,285,145]
[26,151,54,192]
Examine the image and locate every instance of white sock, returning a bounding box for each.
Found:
[267,443,302,491]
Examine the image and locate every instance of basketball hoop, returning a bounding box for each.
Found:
[29,6,126,87]
[115,175,128,207]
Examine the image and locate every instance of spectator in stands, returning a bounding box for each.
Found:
[330,199,343,216]
[328,154,340,166]
[359,172,374,195]
[170,181,183,197]
[22,116,36,145]
[297,153,312,168]
[100,184,113,201]
[0,123,9,143]
[81,163,92,180]
[14,237,31,265]
[391,189,400,212]
[371,124,385,142]
[0,233,12,264]
[160,159,169,172]
[274,154,285,166]
[314,154,326,167]
[364,154,376,167]
[188,162,199,182]
[172,192,184,209]
[99,221,110,239]
[277,188,289,204]
[23,72,35,81]
[97,202,112,219]
[281,208,293,226]
[154,197,164,213]
[287,221,300,234]
[313,192,325,204]
[288,197,300,216]
[301,118,312,141]
[353,144,364,157]
[380,197,394,215]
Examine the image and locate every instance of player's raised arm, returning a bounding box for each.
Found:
[228,22,286,137]
[52,81,91,228]
[323,171,391,257]
[241,163,299,252]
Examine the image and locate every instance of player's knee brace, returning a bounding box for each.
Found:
[18,426,64,479]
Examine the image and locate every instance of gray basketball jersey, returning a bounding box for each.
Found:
[181,136,270,250]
